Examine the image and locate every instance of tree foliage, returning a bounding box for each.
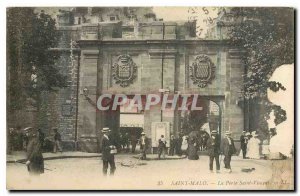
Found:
[228,8,294,132]
[7,8,66,112]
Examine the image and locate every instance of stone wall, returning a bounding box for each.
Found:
[77,40,244,152]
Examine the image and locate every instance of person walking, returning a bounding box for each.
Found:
[25,128,44,176]
[53,128,62,153]
[207,130,220,173]
[101,127,116,176]
[240,131,249,159]
[139,132,149,160]
[221,131,236,173]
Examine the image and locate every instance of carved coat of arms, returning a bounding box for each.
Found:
[189,55,216,88]
[112,55,137,87]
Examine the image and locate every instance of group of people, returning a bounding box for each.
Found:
[101,127,238,175]
[240,131,263,160]
[19,126,263,176]
[119,132,187,157]
[8,126,63,155]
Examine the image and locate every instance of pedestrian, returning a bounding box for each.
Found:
[169,135,176,156]
[53,128,62,153]
[158,135,167,159]
[262,139,270,159]
[37,129,45,150]
[122,132,130,152]
[175,133,183,156]
[199,135,203,151]
[25,127,44,176]
[7,128,15,154]
[131,134,138,153]
[23,129,29,151]
[240,131,249,159]
[246,131,260,159]
[15,126,23,150]
[101,127,116,176]
[203,133,209,150]
[139,132,149,160]
[207,130,220,173]
[187,136,199,160]
[221,131,236,173]
[181,135,188,155]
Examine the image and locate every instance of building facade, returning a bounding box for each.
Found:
[47,8,244,152]
[75,18,244,152]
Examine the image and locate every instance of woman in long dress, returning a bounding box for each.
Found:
[187,137,199,160]
[181,135,188,156]
[246,132,260,159]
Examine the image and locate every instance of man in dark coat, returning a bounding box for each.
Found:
[221,131,236,173]
[139,132,149,160]
[26,128,44,175]
[169,135,176,156]
[175,133,183,156]
[207,130,220,173]
[187,136,199,160]
[240,131,249,159]
[101,127,116,176]
[130,134,138,153]
[158,135,167,159]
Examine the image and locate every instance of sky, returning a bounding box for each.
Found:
[153,7,220,38]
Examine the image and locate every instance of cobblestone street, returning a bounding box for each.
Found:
[6,153,291,190]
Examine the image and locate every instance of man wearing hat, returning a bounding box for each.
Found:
[139,131,149,160]
[26,127,44,175]
[101,127,116,176]
[53,128,62,153]
[169,135,176,156]
[221,131,236,173]
[240,131,249,159]
[207,130,221,173]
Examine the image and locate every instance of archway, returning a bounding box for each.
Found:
[180,96,222,152]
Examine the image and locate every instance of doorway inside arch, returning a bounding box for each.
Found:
[180,97,221,154]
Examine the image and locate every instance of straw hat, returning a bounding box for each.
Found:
[211,130,218,135]
[225,131,232,135]
[24,127,33,131]
[101,127,110,133]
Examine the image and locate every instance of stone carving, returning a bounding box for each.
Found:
[112,55,137,87]
[189,55,216,88]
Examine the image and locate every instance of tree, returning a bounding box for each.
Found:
[7,8,66,126]
[228,8,294,135]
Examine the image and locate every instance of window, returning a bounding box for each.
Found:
[109,15,118,21]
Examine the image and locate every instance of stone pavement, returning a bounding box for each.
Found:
[7,154,285,190]
[6,151,186,163]
[6,151,102,163]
